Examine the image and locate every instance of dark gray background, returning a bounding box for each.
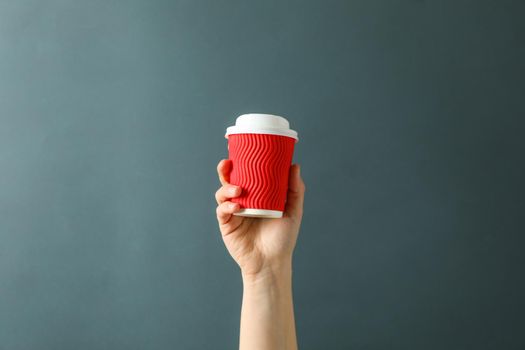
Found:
[1,1,524,349]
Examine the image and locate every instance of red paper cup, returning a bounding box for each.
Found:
[225,114,298,218]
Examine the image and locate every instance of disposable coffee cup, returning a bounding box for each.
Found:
[225,114,298,218]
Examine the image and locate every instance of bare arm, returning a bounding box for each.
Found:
[240,264,296,350]
[215,160,305,350]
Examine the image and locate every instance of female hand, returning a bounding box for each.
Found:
[215,159,305,277]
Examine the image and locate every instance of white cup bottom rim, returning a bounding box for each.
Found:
[233,208,283,218]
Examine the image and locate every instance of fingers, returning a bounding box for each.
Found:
[215,184,242,204]
[217,159,232,186]
[216,201,241,226]
[284,164,306,220]
[216,159,244,233]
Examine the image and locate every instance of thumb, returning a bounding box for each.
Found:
[284,164,305,220]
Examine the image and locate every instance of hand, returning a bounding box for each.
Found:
[215,159,305,277]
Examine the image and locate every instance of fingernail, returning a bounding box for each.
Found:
[229,203,237,210]
[228,186,238,195]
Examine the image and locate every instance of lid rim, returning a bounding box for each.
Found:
[225,128,298,141]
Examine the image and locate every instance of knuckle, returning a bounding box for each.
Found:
[217,161,224,174]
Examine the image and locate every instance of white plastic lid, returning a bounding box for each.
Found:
[225,114,298,141]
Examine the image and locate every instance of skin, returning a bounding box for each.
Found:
[215,159,305,350]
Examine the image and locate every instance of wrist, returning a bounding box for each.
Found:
[241,259,293,287]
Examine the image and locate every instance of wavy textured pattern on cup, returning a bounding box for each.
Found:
[228,134,295,211]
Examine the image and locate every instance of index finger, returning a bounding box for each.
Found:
[217,159,232,186]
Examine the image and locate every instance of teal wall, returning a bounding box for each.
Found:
[1,1,524,349]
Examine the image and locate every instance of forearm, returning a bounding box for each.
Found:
[239,262,297,350]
